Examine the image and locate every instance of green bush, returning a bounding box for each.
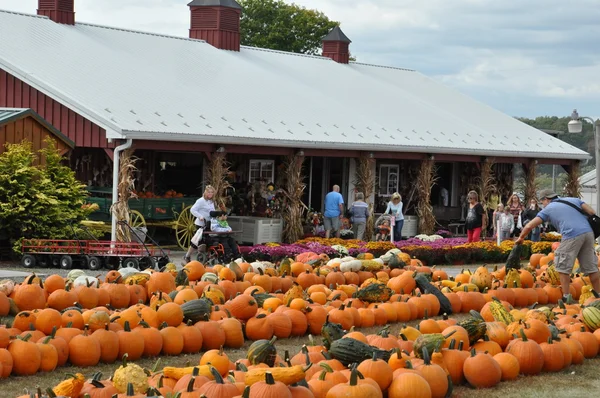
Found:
[0,139,96,254]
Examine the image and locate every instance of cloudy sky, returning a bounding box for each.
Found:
[3,0,600,119]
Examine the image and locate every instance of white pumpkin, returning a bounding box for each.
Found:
[0,279,15,296]
[326,258,343,267]
[118,267,140,279]
[340,259,362,273]
[340,256,356,263]
[66,269,87,283]
[73,275,99,288]
[250,261,274,273]
[380,248,402,263]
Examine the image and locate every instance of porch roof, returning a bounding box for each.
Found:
[0,9,589,161]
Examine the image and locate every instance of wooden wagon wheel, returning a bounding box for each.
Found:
[175,205,196,250]
[129,210,147,242]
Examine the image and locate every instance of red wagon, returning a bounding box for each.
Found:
[20,239,170,270]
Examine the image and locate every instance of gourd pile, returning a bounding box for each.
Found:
[3,246,600,397]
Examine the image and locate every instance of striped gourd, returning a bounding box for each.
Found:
[581,306,600,331]
[545,265,560,286]
[489,297,514,325]
[505,269,521,288]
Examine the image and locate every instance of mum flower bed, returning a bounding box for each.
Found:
[240,238,554,265]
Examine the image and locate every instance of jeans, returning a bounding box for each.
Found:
[529,227,541,242]
[393,219,404,241]
[352,222,366,241]
[499,229,511,242]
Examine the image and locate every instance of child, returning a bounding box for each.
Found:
[499,207,514,242]
[209,211,240,261]
[376,219,391,241]
[492,203,504,238]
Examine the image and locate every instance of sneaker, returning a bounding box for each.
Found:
[561,294,573,304]
[182,255,191,265]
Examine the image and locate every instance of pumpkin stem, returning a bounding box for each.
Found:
[457,341,464,351]
[470,348,476,357]
[319,362,334,373]
[209,366,224,384]
[399,333,409,341]
[448,339,456,350]
[442,329,457,340]
[236,362,248,372]
[318,370,327,381]
[90,380,105,388]
[405,360,414,369]
[519,328,528,341]
[121,353,129,368]
[123,321,132,332]
[126,383,134,396]
[264,371,276,385]
[348,368,359,386]
[185,377,196,392]
[422,347,431,365]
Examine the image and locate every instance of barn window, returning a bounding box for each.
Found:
[249,159,275,183]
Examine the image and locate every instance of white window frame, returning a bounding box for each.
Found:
[379,164,399,196]
[249,159,275,183]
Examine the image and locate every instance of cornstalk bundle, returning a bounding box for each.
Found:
[523,161,538,204]
[564,161,582,198]
[417,159,438,235]
[477,160,496,233]
[111,148,137,242]
[206,152,231,210]
[354,154,376,240]
[281,154,306,243]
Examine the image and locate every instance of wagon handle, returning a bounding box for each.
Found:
[116,220,169,262]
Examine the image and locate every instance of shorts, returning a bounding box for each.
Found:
[324,216,341,231]
[555,232,598,275]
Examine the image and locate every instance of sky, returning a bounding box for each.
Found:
[3,0,600,119]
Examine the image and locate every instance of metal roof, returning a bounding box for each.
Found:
[187,0,242,9]
[0,108,28,124]
[323,26,352,43]
[580,169,596,188]
[0,107,75,147]
[0,9,589,160]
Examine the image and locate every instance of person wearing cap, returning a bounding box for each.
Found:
[516,189,600,300]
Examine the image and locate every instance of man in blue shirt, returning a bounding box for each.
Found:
[516,189,600,301]
[323,185,344,239]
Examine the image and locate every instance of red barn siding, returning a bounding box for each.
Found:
[0,68,113,148]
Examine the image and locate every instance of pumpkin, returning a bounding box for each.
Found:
[8,333,41,375]
[36,336,58,372]
[462,348,501,389]
[493,352,520,381]
[201,346,230,376]
[356,352,393,391]
[414,347,449,398]
[249,371,292,398]
[14,276,46,311]
[388,372,432,398]
[324,367,380,398]
[506,329,544,375]
[69,326,101,367]
[197,366,239,397]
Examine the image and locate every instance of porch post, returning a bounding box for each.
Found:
[563,160,582,198]
[281,153,306,243]
[417,157,437,235]
[478,158,496,238]
[522,159,538,204]
[354,153,376,240]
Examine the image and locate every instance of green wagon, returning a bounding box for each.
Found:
[83,187,200,250]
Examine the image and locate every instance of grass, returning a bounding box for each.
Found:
[4,315,600,398]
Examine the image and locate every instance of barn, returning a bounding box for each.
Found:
[0,0,589,245]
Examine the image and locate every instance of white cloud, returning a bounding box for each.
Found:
[2,0,600,117]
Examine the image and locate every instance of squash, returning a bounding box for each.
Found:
[113,354,149,394]
[413,330,456,358]
[458,310,488,345]
[328,337,391,366]
[201,272,218,283]
[354,283,392,303]
[180,299,212,323]
[282,283,305,305]
[380,249,401,264]
[0,279,15,295]
[118,267,141,279]
[489,297,514,325]
[469,266,492,292]
[244,364,311,385]
[505,269,521,288]
[581,306,600,331]
[247,336,278,366]
[122,273,151,285]
[52,373,86,397]
[67,269,87,283]
[360,259,384,272]
[163,365,214,380]
[414,273,453,315]
[73,275,99,288]
[321,316,346,349]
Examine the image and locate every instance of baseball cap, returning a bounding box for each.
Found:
[538,189,559,200]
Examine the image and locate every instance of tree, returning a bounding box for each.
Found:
[0,139,96,253]
[239,0,339,55]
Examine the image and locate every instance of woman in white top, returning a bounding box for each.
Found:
[183,185,216,263]
[385,192,404,242]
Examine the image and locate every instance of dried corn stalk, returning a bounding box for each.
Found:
[354,154,376,240]
[564,161,581,198]
[523,160,538,204]
[477,160,496,234]
[206,151,231,210]
[111,148,137,242]
[281,154,306,243]
[417,159,437,235]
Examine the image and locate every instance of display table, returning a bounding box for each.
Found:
[227,216,283,245]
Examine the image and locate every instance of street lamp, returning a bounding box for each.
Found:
[569,109,600,212]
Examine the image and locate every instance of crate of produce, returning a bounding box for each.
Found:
[145,198,173,220]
